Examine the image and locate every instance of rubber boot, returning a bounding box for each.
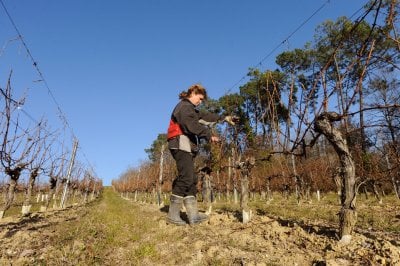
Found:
[166,194,186,225]
[183,196,208,225]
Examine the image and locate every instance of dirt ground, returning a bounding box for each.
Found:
[0,190,399,265]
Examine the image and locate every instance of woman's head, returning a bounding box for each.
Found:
[179,84,207,106]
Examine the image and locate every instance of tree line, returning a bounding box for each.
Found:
[113,0,399,242]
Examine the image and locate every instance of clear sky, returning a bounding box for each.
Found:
[0,0,368,186]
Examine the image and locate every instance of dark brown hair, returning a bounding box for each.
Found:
[179,84,208,100]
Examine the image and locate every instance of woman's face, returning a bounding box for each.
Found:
[188,93,204,106]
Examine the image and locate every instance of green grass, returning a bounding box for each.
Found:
[34,187,167,265]
[133,243,157,258]
[5,189,399,235]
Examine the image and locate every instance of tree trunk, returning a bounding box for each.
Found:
[233,164,239,204]
[315,112,357,242]
[238,157,255,223]
[1,167,23,219]
[1,178,17,218]
[22,171,38,215]
[202,173,213,215]
[226,156,232,202]
[291,154,302,204]
[45,178,57,210]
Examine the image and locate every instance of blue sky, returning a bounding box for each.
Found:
[0,0,367,186]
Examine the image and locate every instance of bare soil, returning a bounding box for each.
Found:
[0,189,399,265]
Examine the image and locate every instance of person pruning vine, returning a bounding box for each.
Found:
[166,83,237,225]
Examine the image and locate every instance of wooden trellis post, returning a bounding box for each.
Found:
[60,140,78,209]
[157,144,165,207]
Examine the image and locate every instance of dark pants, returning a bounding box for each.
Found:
[170,149,197,197]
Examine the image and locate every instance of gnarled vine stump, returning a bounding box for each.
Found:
[315,112,357,242]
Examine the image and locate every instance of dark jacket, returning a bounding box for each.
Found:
[168,99,221,152]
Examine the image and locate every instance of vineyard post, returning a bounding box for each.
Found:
[60,140,78,209]
[83,175,90,203]
[232,148,239,204]
[91,182,97,200]
[227,156,231,202]
[157,144,165,207]
[216,170,221,201]
[290,154,301,204]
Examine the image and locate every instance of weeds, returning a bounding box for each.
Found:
[134,243,157,258]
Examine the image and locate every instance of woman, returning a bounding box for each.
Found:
[166,84,235,225]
